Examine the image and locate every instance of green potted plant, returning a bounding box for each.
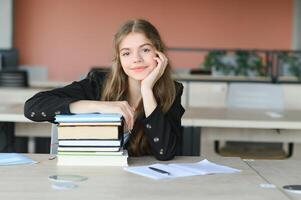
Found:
[278,52,301,81]
[235,51,264,76]
[203,50,225,74]
[203,50,264,77]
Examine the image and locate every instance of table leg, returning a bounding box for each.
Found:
[27,137,35,153]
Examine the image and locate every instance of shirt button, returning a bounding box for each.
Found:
[159,148,164,155]
[146,124,152,129]
[41,112,47,117]
[30,112,35,117]
[154,137,159,143]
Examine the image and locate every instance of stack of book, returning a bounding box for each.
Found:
[54,113,128,166]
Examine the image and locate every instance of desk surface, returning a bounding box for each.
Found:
[246,159,301,200]
[182,107,301,129]
[0,154,289,200]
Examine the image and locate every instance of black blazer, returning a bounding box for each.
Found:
[24,73,185,161]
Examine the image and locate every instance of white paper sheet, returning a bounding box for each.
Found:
[124,159,241,180]
[0,153,37,165]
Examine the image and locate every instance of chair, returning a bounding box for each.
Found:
[227,83,284,110]
[88,67,110,81]
[188,82,228,108]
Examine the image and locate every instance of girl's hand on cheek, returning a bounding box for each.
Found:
[141,50,168,91]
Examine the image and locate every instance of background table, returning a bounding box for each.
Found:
[0,103,51,152]
[182,107,301,158]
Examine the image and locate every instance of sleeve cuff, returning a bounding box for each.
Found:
[141,105,162,124]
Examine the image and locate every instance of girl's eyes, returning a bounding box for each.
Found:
[120,48,151,57]
[121,52,130,57]
[142,48,151,53]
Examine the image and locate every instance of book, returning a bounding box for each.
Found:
[58,139,122,147]
[57,131,131,152]
[57,150,128,166]
[58,151,124,156]
[58,122,122,126]
[57,146,121,152]
[55,113,123,123]
[57,125,121,140]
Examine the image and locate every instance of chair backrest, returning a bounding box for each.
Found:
[281,84,301,110]
[227,83,284,110]
[50,124,58,154]
[188,82,228,108]
[88,67,110,81]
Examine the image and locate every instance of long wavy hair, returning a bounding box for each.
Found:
[101,19,176,156]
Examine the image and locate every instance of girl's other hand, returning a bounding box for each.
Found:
[141,50,168,91]
[100,101,135,130]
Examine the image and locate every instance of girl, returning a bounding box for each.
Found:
[24,19,185,161]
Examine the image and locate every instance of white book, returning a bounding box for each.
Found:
[58,150,124,156]
[57,146,121,152]
[57,150,128,166]
[55,113,123,123]
[58,140,121,147]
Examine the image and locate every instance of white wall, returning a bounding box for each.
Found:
[0,0,13,49]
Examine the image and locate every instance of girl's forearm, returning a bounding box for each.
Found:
[141,88,157,117]
[69,100,104,114]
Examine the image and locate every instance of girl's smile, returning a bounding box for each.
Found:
[131,66,148,73]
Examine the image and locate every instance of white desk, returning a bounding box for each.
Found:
[182,107,301,158]
[0,86,54,147]
[0,104,30,122]
[0,154,290,200]
[29,80,69,89]
[0,104,51,152]
[2,103,301,157]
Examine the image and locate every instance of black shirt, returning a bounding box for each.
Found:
[24,74,185,161]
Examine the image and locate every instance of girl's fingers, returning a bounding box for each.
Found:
[154,56,166,76]
[154,57,162,67]
[130,106,135,113]
[155,51,167,62]
[155,51,168,69]
[118,105,131,130]
[121,102,135,129]
[120,108,131,129]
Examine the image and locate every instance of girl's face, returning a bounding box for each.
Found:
[119,32,157,81]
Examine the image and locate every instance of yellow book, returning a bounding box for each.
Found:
[57,125,121,140]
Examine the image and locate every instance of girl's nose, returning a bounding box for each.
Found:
[133,52,143,63]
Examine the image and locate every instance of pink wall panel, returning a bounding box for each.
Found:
[14,0,293,81]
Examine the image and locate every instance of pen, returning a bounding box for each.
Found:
[148,167,171,175]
